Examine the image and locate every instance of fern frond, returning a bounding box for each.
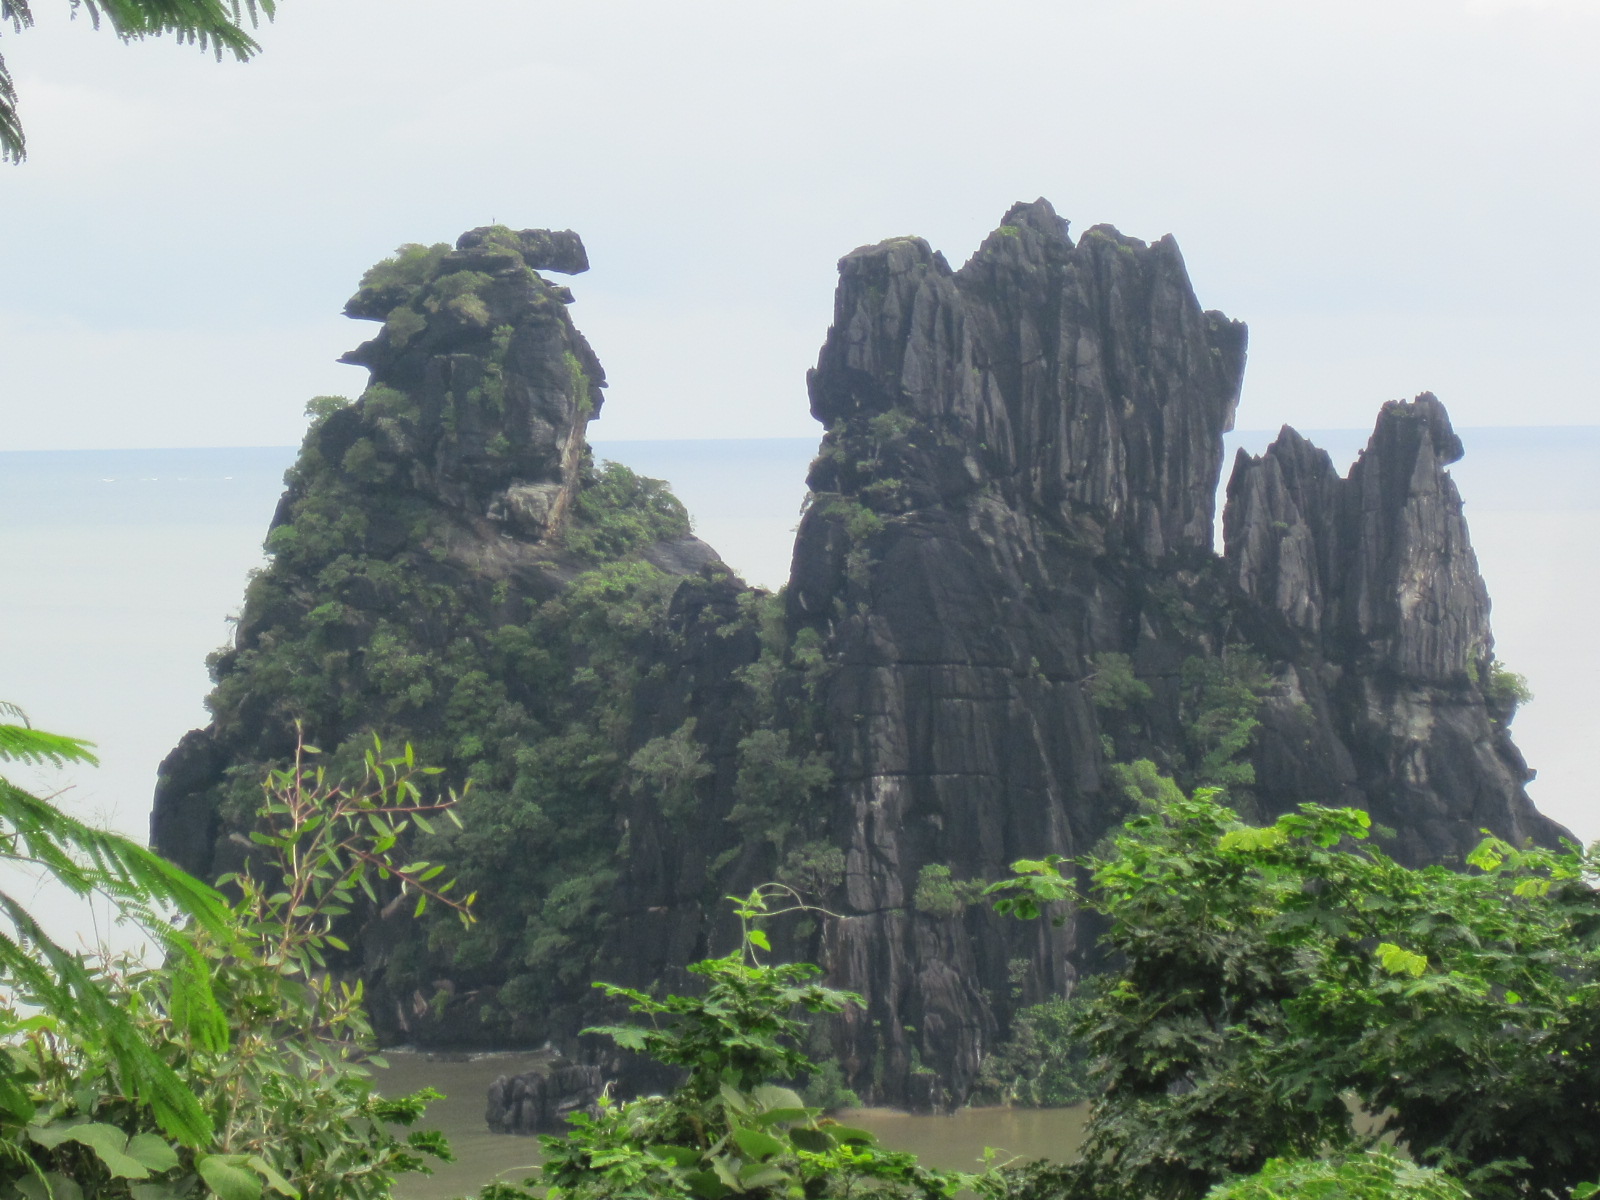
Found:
[4,0,273,162]
[0,703,98,766]
[0,778,230,941]
[0,725,97,768]
[70,0,271,60]
[1,3,35,34]
[0,900,213,1146]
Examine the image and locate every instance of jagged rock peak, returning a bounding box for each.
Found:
[806,199,1248,562]
[456,226,589,276]
[310,227,606,539]
[1224,394,1567,860]
[1225,393,1488,681]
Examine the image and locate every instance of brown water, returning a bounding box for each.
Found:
[373,1052,1089,1200]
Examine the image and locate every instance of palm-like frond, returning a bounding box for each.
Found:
[0,0,274,162]
[0,896,216,1144]
[0,778,230,940]
[1,3,35,33]
[0,704,232,1143]
[0,60,23,165]
[0,712,98,769]
[67,0,273,59]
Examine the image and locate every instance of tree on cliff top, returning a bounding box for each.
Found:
[0,0,274,163]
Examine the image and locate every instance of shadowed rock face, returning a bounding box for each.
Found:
[777,199,1249,1104]
[151,204,1566,1113]
[1224,396,1564,862]
[806,200,1246,563]
[714,202,1557,1105]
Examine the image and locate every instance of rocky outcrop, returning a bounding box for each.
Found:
[150,226,726,1045]
[1224,396,1564,861]
[486,1062,606,1134]
[150,205,1566,1116]
[774,199,1248,1103]
[332,224,600,540]
[598,201,1563,1109]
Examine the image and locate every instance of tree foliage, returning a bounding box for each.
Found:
[1,714,467,1200]
[0,702,232,1148]
[0,0,275,162]
[500,888,978,1200]
[988,789,1600,1200]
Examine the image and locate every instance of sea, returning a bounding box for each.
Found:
[2,430,1598,1189]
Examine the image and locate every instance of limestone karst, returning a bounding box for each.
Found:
[153,202,1563,1112]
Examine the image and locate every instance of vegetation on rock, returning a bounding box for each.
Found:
[153,209,1569,1113]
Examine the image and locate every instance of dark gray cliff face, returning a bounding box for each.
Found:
[773,199,1249,1105]
[702,201,1556,1105]
[806,201,1246,562]
[1225,397,1564,862]
[151,205,1565,1113]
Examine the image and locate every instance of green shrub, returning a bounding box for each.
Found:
[972,996,1095,1108]
[564,461,693,561]
[823,496,884,540]
[799,1059,860,1113]
[356,242,451,296]
[340,437,392,484]
[628,718,712,822]
[1085,651,1151,711]
[361,383,416,421]
[303,395,352,425]
[1486,661,1533,711]
[508,889,976,1200]
[729,729,832,849]
[1179,648,1271,792]
[990,789,1600,1199]
[0,726,466,1200]
[912,863,984,918]
[777,840,846,899]
[1106,758,1184,809]
[384,305,426,349]
[1204,1151,1469,1200]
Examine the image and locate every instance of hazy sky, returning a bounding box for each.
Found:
[3,0,1598,450]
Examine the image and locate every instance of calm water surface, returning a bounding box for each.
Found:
[373,1052,1089,1200]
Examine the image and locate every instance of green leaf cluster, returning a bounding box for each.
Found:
[990,789,1600,1199]
[1202,1150,1469,1200]
[1178,648,1271,792]
[506,897,976,1200]
[910,864,984,919]
[564,461,693,562]
[1,0,275,164]
[971,995,1096,1109]
[0,703,231,1149]
[1,713,464,1200]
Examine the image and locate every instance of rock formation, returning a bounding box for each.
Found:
[151,205,1565,1114]
[1224,398,1561,861]
[486,1061,605,1134]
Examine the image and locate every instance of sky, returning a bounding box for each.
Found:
[3,0,1599,450]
